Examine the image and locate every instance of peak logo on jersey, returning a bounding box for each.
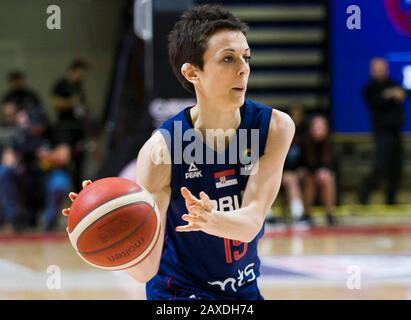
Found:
[214,169,238,189]
[185,162,202,179]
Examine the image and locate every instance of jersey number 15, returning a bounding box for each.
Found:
[224,239,248,264]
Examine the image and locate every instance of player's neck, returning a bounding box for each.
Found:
[190,101,241,132]
[190,100,242,152]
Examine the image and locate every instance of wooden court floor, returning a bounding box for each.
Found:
[1,219,411,299]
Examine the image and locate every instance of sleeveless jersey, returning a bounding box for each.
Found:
[146,99,272,299]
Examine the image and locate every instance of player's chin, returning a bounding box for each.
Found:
[229,89,246,103]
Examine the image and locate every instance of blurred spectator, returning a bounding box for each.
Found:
[301,115,336,226]
[1,71,43,128]
[0,108,71,232]
[51,59,90,191]
[1,101,19,127]
[359,57,408,205]
[1,70,42,111]
[279,105,305,223]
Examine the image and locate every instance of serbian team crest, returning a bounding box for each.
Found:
[214,169,238,189]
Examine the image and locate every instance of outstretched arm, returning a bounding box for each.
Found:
[176,110,295,243]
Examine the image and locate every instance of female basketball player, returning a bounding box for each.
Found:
[63,5,294,300]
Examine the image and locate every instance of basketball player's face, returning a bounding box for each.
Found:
[197,30,251,108]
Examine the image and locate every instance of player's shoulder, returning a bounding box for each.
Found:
[259,105,295,146]
[244,99,294,137]
[246,99,294,133]
[139,130,171,166]
[269,108,295,132]
[136,131,171,193]
[158,106,189,131]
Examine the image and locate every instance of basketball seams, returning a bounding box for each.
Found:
[66,180,162,271]
[73,203,162,270]
[77,202,155,254]
[84,179,143,196]
[68,187,148,233]
[116,222,162,270]
[68,192,153,250]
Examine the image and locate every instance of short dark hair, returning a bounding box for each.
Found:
[69,59,89,71]
[168,4,249,93]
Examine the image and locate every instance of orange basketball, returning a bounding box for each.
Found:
[66,177,161,270]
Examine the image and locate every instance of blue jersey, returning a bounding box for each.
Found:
[146,99,272,300]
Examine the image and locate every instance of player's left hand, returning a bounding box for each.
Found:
[176,187,215,232]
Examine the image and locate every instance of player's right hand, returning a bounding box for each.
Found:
[61,180,92,216]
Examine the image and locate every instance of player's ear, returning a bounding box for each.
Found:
[181,63,199,85]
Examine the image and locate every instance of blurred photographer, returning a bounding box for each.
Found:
[0,108,71,232]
